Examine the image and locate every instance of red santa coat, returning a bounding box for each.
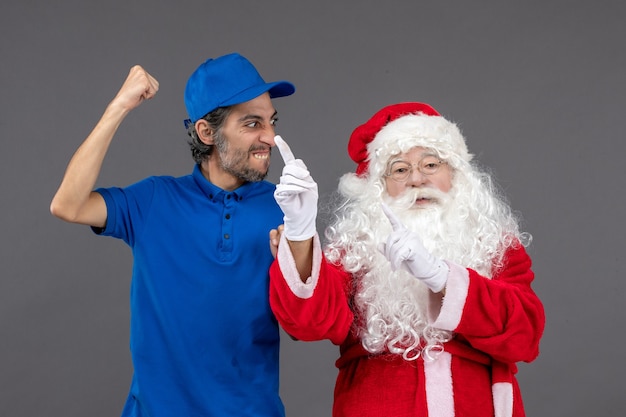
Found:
[269,235,545,417]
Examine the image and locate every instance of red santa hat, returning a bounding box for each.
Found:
[348,102,471,177]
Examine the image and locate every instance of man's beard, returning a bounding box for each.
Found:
[214,132,270,182]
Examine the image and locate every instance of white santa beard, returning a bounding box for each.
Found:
[328,168,516,359]
[355,185,498,358]
[356,254,452,359]
[356,188,462,358]
[381,185,496,276]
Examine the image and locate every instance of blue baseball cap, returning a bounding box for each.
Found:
[184,52,295,123]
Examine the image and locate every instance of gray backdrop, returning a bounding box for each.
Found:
[2,0,624,416]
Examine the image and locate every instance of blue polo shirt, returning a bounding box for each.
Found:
[95,164,285,417]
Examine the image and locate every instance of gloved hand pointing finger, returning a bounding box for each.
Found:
[275,133,296,164]
[273,135,318,241]
[380,203,448,293]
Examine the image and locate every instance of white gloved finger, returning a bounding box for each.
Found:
[275,160,316,197]
[275,183,316,199]
[280,163,314,183]
[382,231,405,271]
[275,181,317,196]
[274,135,296,164]
[275,173,317,198]
[381,203,405,232]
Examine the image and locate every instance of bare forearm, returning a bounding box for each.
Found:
[50,103,128,225]
[287,238,314,283]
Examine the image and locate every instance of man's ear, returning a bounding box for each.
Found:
[195,119,215,145]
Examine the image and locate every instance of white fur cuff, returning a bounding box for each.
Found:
[429,261,469,331]
[276,232,322,299]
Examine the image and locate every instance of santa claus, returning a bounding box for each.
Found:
[269,102,545,417]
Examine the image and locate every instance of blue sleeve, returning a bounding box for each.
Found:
[93,177,157,247]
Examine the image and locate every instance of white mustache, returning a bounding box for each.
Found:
[384,187,449,211]
[411,188,446,200]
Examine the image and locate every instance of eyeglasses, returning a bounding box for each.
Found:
[384,155,447,183]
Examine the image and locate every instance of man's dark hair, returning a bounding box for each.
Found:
[186,106,233,164]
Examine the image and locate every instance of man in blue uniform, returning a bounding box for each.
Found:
[50,53,296,417]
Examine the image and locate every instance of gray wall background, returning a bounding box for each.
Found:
[2,1,624,416]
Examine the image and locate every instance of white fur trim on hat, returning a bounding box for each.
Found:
[366,114,472,179]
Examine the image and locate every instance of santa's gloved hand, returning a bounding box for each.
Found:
[273,135,318,240]
[380,204,448,292]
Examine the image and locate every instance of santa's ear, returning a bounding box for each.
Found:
[195,119,215,145]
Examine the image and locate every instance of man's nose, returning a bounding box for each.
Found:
[260,125,277,146]
[405,168,428,187]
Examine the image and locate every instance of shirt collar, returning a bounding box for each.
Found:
[192,164,255,202]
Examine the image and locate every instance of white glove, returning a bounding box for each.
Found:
[380,204,448,292]
[273,135,318,240]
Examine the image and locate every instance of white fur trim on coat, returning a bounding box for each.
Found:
[493,382,514,417]
[424,351,455,417]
